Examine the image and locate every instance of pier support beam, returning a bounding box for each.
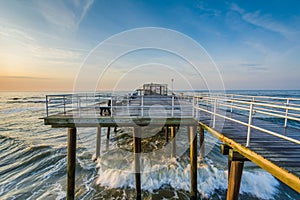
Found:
[227,161,244,200]
[133,126,142,200]
[96,126,101,159]
[106,127,111,151]
[199,126,205,159]
[190,126,197,200]
[170,126,176,158]
[67,127,77,200]
[226,149,248,200]
[107,127,111,139]
[165,126,169,143]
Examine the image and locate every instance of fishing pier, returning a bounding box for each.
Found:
[43,86,300,200]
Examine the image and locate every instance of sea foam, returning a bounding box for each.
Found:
[96,151,279,199]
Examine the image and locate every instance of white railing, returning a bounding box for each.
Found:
[195,94,300,146]
[45,93,112,117]
[45,92,300,146]
[45,93,195,118]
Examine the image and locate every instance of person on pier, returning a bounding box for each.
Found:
[100,100,111,116]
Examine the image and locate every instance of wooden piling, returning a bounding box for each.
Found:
[170,126,176,158]
[227,149,247,200]
[189,126,197,200]
[107,127,111,139]
[133,126,142,200]
[227,161,244,200]
[228,160,232,181]
[165,126,169,143]
[106,137,110,151]
[67,128,76,200]
[199,126,205,159]
[96,126,101,159]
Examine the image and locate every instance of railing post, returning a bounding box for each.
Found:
[213,98,217,128]
[196,97,199,119]
[63,96,66,115]
[75,95,78,116]
[230,94,233,113]
[284,98,290,128]
[192,96,195,117]
[246,101,254,147]
[141,95,144,117]
[46,95,49,117]
[111,97,113,117]
[78,96,81,117]
[171,95,174,117]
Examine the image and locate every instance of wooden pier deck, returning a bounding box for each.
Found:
[43,92,300,200]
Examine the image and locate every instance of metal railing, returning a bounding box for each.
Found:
[195,94,300,146]
[45,93,195,118]
[45,92,300,146]
[45,93,112,117]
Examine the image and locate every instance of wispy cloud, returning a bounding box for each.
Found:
[244,41,271,55]
[0,25,35,43]
[30,46,83,61]
[36,0,94,31]
[77,0,94,26]
[239,63,267,71]
[230,3,295,40]
[197,2,221,17]
[0,25,84,64]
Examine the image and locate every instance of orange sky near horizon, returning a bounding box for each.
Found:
[0,75,74,91]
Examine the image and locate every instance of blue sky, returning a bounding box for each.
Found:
[0,0,299,91]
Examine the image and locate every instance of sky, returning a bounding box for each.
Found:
[0,0,300,91]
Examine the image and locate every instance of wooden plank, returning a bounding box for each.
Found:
[45,117,198,127]
[257,153,300,157]
[229,149,249,162]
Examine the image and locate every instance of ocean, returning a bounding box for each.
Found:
[0,91,300,200]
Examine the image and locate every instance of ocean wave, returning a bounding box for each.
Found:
[96,152,279,199]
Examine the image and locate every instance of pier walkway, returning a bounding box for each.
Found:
[43,92,300,200]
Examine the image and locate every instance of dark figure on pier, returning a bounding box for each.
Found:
[100,100,111,116]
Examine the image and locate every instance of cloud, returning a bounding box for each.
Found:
[0,25,85,66]
[230,3,295,40]
[239,63,267,71]
[30,46,83,61]
[240,63,260,67]
[0,25,35,43]
[36,0,94,31]
[197,2,221,17]
[77,0,94,26]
